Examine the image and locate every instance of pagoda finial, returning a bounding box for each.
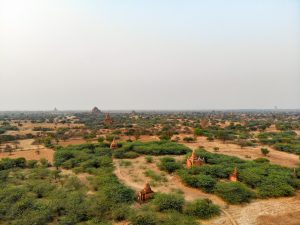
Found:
[110,138,118,149]
[191,149,196,159]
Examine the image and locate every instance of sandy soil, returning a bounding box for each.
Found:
[58,138,89,146]
[177,136,299,168]
[5,121,84,136]
[256,210,300,225]
[0,148,54,163]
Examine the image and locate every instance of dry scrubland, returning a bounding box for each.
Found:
[0,111,300,225]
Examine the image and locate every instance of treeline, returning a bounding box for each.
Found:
[113,141,190,159]
[0,123,19,134]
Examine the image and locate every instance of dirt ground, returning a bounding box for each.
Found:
[58,138,89,146]
[0,148,54,163]
[5,121,84,136]
[114,156,300,225]
[256,211,300,225]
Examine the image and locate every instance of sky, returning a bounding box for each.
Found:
[0,0,300,110]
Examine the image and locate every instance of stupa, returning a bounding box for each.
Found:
[186,149,205,169]
[138,182,154,202]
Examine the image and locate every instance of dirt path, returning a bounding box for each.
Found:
[179,136,299,168]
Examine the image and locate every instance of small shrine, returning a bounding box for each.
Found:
[229,167,238,182]
[186,149,205,169]
[138,182,154,202]
[110,138,118,149]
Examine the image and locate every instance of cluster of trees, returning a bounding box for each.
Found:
[158,157,182,173]
[257,131,300,155]
[32,126,54,131]
[194,125,252,144]
[113,141,190,159]
[176,149,300,204]
[0,123,19,134]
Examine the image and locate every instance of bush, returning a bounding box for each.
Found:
[253,158,270,163]
[183,137,194,143]
[179,172,216,193]
[27,160,38,168]
[159,157,182,173]
[145,156,153,163]
[130,212,157,225]
[214,182,254,204]
[184,198,220,219]
[111,204,131,221]
[153,193,184,212]
[261,148,269,156]
[258,178,295,198]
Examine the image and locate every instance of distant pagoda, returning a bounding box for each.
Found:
[104,113,113,125]
[91,107,101,115]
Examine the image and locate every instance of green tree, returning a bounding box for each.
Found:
[261,148,270,156]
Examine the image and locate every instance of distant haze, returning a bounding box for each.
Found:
[0,0,300,110]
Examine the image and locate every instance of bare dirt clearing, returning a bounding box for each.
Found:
[0,148,54,163]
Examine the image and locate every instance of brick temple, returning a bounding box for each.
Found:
[110,138,118,149]
[186,149,205,169]
[138,182,154,202]
[229,167,238,182]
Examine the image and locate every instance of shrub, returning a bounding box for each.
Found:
[145,156,153,163]
[27,160,38,168]
[144,170,167,183]
[111,204,131,221]
[130,212,157,225]
[153,193,184,212]
[159,157,182,173]
[179,171,216,192]
[183,137,194,143]
[214,182,254,204]
[184,198,220,219]
[261,148,269,156]
[159,212,198,225]
[258,178,295,198]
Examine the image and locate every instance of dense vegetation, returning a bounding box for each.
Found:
[257,131,300,155]
[178,149,300,204]
[113,141,190,159]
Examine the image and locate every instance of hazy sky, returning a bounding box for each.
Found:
[1,0,300,110]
